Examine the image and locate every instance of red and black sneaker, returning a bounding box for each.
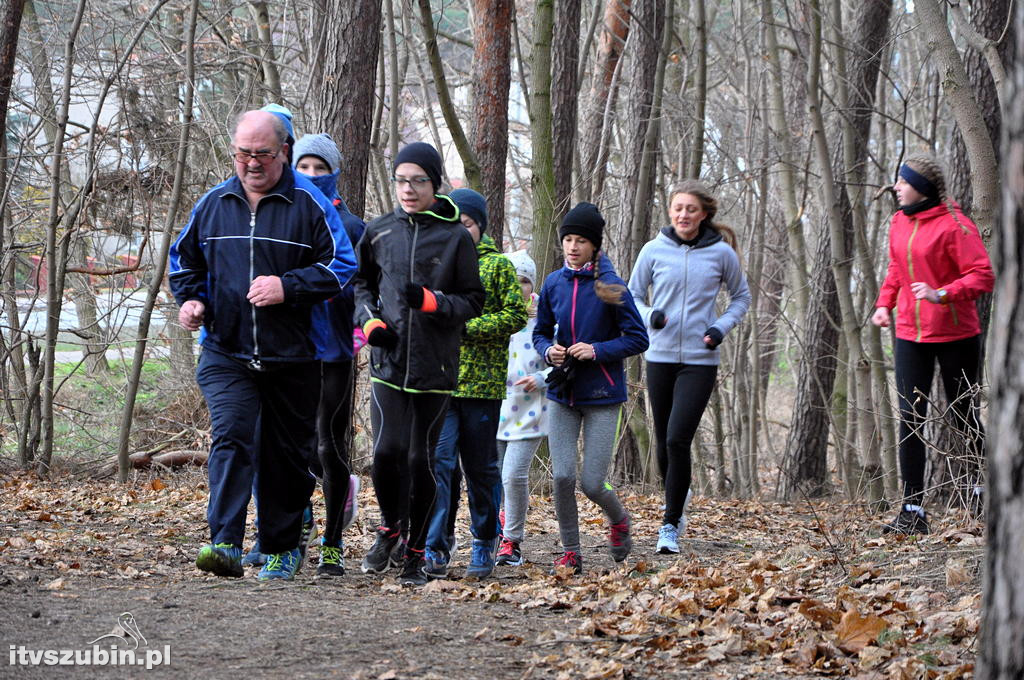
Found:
[551,550,583,575]
[608,514,632,563]
[360,526,401,574]
[495,537,523,566]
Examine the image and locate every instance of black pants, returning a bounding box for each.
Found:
[894,335,984,506]
[317,360,354,546]
[369,382,450,554]
[647,362,718,526]
[196,349,319,554]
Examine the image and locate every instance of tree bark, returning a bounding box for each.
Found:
[416,0,481,187]
[686,0,707,177]
[470,0,512,236]
[578,0,631,203]
[551,0,581,223]
[614,0,664,267]
[529,0,558,275]
[977,4,1024,672]
[309,0,382,219]
[247,1,282,101]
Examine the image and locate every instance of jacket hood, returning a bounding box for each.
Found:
[476,233,500,258]
[660,222,723,249]
[392,193,460,223]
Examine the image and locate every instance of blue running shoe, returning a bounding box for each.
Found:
[195,543,243,577]
[241,540,266,567]
[257,548,302,581]
[465,538,496,579]
[298,504,317,560]
[423,547,448,580]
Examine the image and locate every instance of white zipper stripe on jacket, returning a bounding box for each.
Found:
[249,211,259,362]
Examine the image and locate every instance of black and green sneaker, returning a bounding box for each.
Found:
[317,542,345,577]
[195,543,243,578]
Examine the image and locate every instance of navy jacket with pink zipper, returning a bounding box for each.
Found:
[533,254,648,406]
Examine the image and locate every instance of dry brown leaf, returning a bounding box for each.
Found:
[149,478,166,491]
[836,609,887,654]
[944,559,970,587]
[43,577,66,590]
[800,598,842,626]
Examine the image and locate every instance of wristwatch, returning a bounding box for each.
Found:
[937,288,948,304]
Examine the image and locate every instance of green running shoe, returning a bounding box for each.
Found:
[195,543,243,578]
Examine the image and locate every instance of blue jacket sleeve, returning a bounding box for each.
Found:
[280,197,357,305]
[168,199,208,306]
[532,279,556,364]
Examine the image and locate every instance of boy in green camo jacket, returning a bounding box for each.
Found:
[424,188,527,580]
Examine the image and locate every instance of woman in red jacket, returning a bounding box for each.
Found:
[871,154,994,534]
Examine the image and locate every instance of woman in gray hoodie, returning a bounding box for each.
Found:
[627,180,751,554]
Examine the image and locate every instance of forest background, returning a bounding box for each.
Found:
[0,0,1022,677]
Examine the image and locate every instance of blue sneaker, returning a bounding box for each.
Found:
[241,540,266,567]
[465,538,496,579]
[257,548,302,581]
[423,547,448,580]
[195,543,243,577]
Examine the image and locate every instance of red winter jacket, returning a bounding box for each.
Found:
[875,201,994,343]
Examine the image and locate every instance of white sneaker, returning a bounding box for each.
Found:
[657,523,679,554]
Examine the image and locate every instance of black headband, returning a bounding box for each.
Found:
[899,164,939,199]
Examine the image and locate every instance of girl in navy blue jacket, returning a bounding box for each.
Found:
[533,203,649,573]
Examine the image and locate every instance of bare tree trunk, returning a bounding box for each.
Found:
[914,0,1000,239]
[686,0,707,177]
[247,1,282,101]
[529,0,557,275]
[551,0,580,222]
[309,0,382,219]
[416,0,481,187]
[470,0,512,236]
[978,7,1024,670]
[781,229,839,499]
[115,0,200,481]
[578,0,630,203]
[613,0,664,265]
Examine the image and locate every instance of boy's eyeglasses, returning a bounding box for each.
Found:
[233,149,281,164]
[392,176,432,188]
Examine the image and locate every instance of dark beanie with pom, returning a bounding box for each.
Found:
[559,202,605,252]
[393,142,444,191]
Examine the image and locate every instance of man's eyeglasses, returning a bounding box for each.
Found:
[233,149,281,164]
[392,176,432,188]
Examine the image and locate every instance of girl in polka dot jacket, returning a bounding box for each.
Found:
[494,250,549,567]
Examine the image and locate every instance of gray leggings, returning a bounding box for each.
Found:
[498,437,544,543]
[548,401,626,553]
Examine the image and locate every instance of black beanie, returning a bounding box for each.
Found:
[559,202,605,252]
[394,142,444,191]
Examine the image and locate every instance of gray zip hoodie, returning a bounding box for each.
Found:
[627,225,751,365]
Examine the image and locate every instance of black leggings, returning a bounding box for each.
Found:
[317,360,354,546]
[894,335,984,506]
[647,362,718,526]
[369,382,449,553]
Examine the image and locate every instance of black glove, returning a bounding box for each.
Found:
[650,310,667,330]
[366,323,399,350]
[703,326,724,349]
[405,282,424,308]
[545,355,578,396]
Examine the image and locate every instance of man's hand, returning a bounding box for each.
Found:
[179,300,205,331]
[870,307,891,328]
[567,342,596,361]
[247,276,285,307]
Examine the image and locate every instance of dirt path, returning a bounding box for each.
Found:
[0,471,982,679]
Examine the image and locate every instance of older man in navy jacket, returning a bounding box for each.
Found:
[169,110,356,581]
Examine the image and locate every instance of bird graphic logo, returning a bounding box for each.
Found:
[88,612,148,650]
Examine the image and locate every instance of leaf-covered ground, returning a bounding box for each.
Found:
[0,469,982,679]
